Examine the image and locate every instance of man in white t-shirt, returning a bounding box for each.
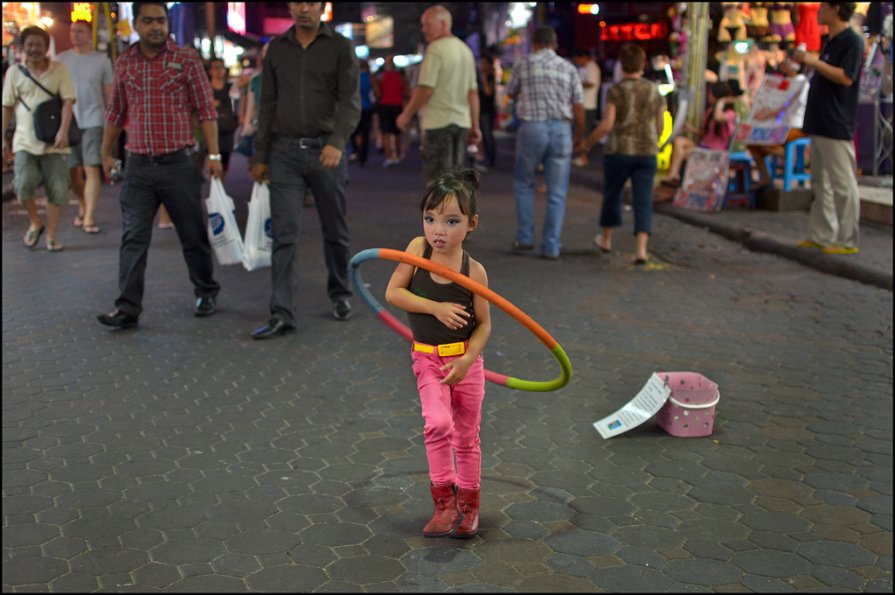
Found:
[396,5,481,183]
[56,20,113,234]
[2,25,75,252]
[573,50,600,131]
[571,50,600,166]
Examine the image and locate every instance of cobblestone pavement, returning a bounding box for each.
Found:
[3,141,892,592]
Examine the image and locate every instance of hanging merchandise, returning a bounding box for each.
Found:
[769,2,796,45]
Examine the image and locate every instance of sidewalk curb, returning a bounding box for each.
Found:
[654,203,893,291]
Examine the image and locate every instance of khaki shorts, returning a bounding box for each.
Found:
[13,151,71,205]
[67,126,103,167]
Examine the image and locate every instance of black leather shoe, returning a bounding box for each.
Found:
[251,318,296,340]
[194,296,216,317]
[332,298,352,321]
[97,309,139,329]
[512,241,534,252]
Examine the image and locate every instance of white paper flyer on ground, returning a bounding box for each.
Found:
[594,373,672,439]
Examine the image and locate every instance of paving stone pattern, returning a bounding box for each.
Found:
[3,144,892,592]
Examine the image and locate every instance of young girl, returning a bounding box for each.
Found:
[385,169,492,539]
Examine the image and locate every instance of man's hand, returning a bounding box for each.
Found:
[251,162,269,183]
[207,159,223,179]
[320,145,342,169]
[792,49,817,68]
[101,153,118,180]
[52,128,69,150]
[2,142,12,172]
[396,111,410,132]
[467,126,482,145]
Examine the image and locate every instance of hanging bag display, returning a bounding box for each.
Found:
[16,65,81,146]
[205,177,244,266]
[242,182,273,271]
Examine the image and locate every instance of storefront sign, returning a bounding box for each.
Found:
[600,22,667,42]
[226,2,245,35]
[71,3,94,23]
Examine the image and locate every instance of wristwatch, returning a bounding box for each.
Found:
[207,154,222,161]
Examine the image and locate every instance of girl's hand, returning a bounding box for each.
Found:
[440,354,473,385]
[433,302,471,330]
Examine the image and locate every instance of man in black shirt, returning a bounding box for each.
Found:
[793,2,865,255]
[251,1,360,339]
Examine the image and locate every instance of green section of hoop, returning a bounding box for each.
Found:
[504,344,573,392]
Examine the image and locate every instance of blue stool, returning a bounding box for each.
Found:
[724,151,757,209]
[769,136,811,191]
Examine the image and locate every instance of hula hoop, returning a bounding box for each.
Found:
[349,248,572,392]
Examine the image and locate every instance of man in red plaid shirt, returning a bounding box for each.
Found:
[97,1,222,330]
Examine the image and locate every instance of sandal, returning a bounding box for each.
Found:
[46,239,64,252]
[83,225,101,234]
[23,225,45,248]
[592,236,611,253]
[73,215,84,227]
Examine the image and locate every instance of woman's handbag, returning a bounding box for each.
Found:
[242,182,273,271]
[205,178,244,266]
[17,66,81,146]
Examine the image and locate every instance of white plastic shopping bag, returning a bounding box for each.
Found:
[205,177,244,266]
[242,182,273,271]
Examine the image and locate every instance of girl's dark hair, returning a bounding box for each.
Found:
[420,168,480,218]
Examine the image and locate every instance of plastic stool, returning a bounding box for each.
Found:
[724,151,756,209]
[769,137,811,191]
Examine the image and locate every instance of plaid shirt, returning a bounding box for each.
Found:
[105,39,216,155]
[506,49,583,122]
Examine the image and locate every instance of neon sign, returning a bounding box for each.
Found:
[71,2,93,23]
[600,22,667,42]
[227,2,246,35]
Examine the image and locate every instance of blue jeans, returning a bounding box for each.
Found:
[601,153,657,235]
[513,120,572,257]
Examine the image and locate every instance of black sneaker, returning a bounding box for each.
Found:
[332,298,352,321]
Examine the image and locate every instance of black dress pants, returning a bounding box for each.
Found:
[115,154,220,317]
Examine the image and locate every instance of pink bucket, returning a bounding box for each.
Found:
[655,372,720,438]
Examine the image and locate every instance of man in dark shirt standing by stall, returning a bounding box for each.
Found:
[793,2,865,255]
[250,1,360,340]
[97,1,222,330]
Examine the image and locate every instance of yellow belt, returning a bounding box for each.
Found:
[413,341,466,357]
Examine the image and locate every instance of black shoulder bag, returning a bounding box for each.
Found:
[17,65,81,146]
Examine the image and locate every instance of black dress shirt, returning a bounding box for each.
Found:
[255,23,360,164]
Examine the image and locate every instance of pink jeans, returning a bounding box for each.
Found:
[411,349,485,491]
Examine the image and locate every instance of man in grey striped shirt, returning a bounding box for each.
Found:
[506,26,584,260]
